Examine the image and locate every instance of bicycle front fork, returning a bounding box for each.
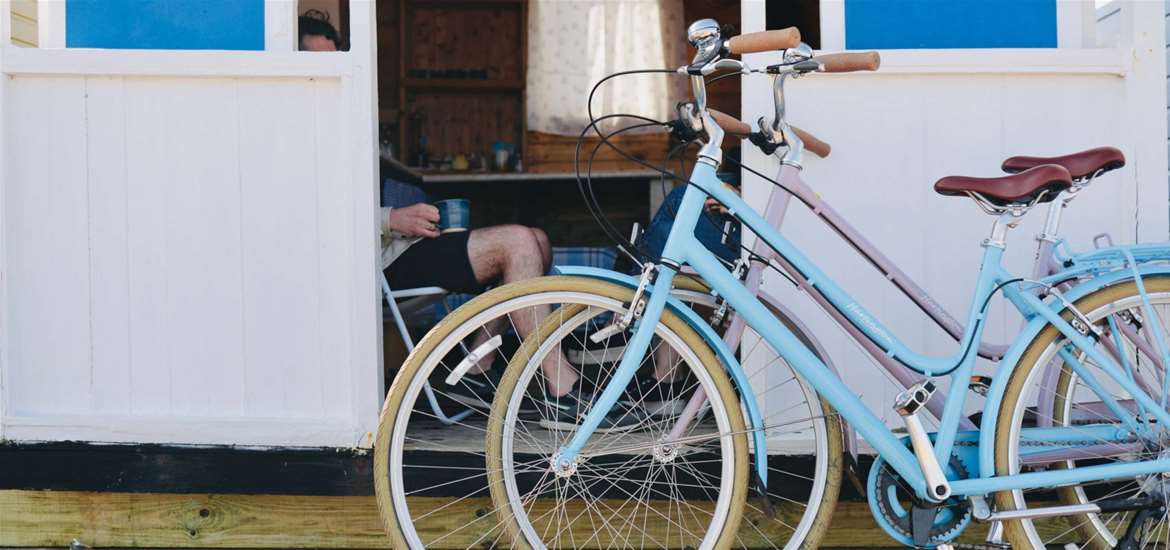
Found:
[553,263,678,470]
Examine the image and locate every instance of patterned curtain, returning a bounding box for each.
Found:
[527,0,688,135]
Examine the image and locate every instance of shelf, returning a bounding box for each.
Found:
[420,170,661,183]
[402,78,524,92]
[408,0,523,5]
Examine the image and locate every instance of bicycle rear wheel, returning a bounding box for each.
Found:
[993,277,1170,549]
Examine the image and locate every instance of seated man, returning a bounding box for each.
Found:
[301,16,648,431]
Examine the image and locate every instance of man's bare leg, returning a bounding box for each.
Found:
[467,225,579,396]
[463,228,549,374]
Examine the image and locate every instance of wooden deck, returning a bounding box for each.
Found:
[0,489,1090,548]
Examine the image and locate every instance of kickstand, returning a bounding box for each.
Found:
[752,470,775,519]
[1117,504,1166,550]
[844,452,867,498]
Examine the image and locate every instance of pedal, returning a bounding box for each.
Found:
[894,381,952,502]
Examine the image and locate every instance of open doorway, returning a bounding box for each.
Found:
[370,0,821,380]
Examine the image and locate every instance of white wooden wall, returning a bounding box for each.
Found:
[0,2,384,448]
[741,0,1168,430]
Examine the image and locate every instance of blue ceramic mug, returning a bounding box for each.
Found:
[434,199,470,233]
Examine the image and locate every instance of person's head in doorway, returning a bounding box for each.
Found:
[298,15,339,51]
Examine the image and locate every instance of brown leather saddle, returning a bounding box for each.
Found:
[934,164,1073,207]
[1002,146,1125,181]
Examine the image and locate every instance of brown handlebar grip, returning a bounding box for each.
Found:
[791,126,830,158]
[815,51,881,73]
[707,109,752,136]
[726,27,801,55]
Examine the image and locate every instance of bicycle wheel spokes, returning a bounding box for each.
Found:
[489,300,743,550]
[378,277,839,549]
[378,286,626,549]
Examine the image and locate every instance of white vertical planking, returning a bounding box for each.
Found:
[146,78,245,417]
[236,77,324,418]
[0,4,382,446]
[121,79,173,415]
[124,79,246,417]
[85,76,133,415]
[1120,0,1170,242]
[5,77,92,416]
[312,77,354,422]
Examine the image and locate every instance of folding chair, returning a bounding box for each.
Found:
[380,271,474,425]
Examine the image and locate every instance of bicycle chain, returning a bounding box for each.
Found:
[953,437,1135,448]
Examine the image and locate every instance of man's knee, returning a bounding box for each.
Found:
[529,227,552,268]
[472,224,539,261]
[502,225,542,257]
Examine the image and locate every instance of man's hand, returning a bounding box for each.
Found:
[389,203,441,238]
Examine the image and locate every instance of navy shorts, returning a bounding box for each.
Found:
[384,231,482,293]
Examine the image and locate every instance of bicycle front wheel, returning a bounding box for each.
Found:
[993,276,1170,549]
[483,277,749,549]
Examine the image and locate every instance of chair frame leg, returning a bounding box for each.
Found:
[381,272,474,425]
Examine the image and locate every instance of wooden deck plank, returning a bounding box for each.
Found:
[0,489,1080,548]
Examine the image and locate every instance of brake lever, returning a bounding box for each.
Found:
[665,119,702,143]
[764,59,820,75]
[748,131,782,155]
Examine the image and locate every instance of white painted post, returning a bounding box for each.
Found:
[37,0,65,48]
[818,0,846,50]
[1056,0,1094,48]
[1118,0,1169,241]
[265,0,297,51]
[0,0,13,46]
[0,2,7,440]
[346,0,383,446]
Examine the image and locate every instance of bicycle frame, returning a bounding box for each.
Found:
[557,156,1170,501]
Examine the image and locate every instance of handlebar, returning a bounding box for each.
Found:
[726,28,801,55]
[707,109,831,159]
[814,51,881,73]
[791,127,831,158]
[708,109,752,135]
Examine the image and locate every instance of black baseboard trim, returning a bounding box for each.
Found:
[0,441,373,496]
[0,441,872,500]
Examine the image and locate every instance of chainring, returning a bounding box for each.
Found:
[868,452,972,546]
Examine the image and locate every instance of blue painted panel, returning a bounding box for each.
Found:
[844,0,1057,49]
[67,0,264,50]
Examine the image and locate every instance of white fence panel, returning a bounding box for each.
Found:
[0,28,381,447]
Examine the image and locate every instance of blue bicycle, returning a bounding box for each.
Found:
[373,21,1170,550]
